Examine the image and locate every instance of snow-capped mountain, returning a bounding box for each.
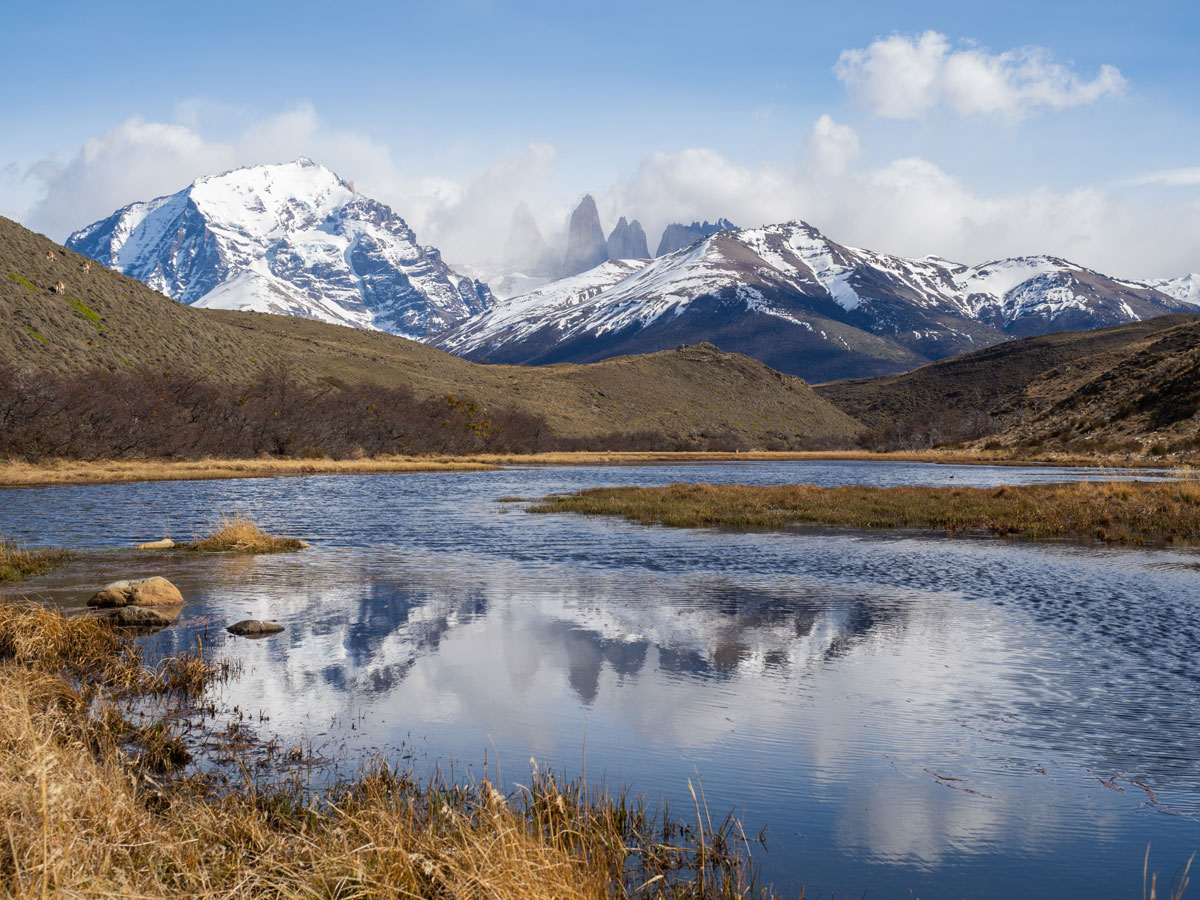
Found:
[436,221,1190,381]
[439,259,650,356]
[1148,273,1200,306]
[67,158,493,339]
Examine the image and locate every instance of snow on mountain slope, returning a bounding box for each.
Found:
[1149,274,1200,305]
[67,159,493,339]
[436,220,1189,380]
[439,259,649,355]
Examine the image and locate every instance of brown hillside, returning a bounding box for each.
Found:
[815,315,1197,429]
[991,318,1200,450]
[0,216,860,445]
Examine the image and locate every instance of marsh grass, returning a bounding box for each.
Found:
[1,448,1183,491]
[177,514,306,553]
[531,480,1200,545]
[0,538,72,583]
[0,599,774,899]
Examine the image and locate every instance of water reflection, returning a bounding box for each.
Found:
[2,461,1199,899]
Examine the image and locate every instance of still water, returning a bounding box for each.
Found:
[3,461,1199,899]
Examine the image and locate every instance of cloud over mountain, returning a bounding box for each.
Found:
[835,31,1126,120]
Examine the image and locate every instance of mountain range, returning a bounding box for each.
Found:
[65,159,1197,382]
[2,214,857,446]
[65,158,493,340]
[438,220,1191,381]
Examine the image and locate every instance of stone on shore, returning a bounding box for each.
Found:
[87,576,184,608]
[227,619,285,637]
[136,538,176,550]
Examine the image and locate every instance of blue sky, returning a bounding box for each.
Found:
[2,0,1198,276]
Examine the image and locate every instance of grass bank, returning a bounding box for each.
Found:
[0,539,72,583]
[530,480,1200,545]
[0,598,771,899]
[0,448,1180,489]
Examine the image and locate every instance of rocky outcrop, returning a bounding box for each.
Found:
[87,576,185,609]
[227,619,285,637]
[656,218,738,257]
[561,195,609,278]
[503,203,559,276]
[606,217,650,260]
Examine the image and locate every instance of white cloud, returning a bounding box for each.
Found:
[804,114,861,176]
[835,31,1126,120]
[15,106,1198,284]
[422,142,561,264]
[605,116,1198,279]
[16,105,564,270]
[1122,166,1200,187]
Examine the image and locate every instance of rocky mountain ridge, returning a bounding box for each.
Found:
[66,158,493,339]
[437,220,1190,381]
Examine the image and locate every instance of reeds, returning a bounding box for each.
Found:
[0,598,773,899]
[176,514,306,553]
[531,479,1200,545]
[0,538,72,583]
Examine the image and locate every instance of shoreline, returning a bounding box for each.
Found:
[0,449,1184,489]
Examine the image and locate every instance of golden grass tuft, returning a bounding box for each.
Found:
[531,479,1200,545]
[0,538,72,583]
[178,514,306,553]
[0,599,769,899]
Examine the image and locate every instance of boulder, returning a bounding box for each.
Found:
[109,606,175,628]
[136,538,175,550]
[87,576,184,609]
[227,619,285,637]
[88,583,133,608]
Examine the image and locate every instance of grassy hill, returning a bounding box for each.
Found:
[0,216,860,447]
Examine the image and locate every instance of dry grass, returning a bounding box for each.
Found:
[0,455,498,487]
[0,539,72,583]
[177,514,306,553]
[0,599,772,899]
[0,448,1175,490]
[531,479,1200,545]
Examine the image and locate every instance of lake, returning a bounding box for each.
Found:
[2,460,1198,899]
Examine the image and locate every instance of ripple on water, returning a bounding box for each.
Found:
[2,460,1199,899]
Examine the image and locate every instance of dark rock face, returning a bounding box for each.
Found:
[656,218,738,257]
[561,195,609,277]
[606,217,650,260]
[504,203,560,276]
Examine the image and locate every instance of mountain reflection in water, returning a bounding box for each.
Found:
[2,460,1198,900]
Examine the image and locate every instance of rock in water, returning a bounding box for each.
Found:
[606,217,650,260]
[109,606,176,628]
[136,538,175,550]
[227,619,285,637]
[560,194,608,277]
[87,576,184,608]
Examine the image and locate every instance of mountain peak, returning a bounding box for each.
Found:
[606,216,649,260]
[561,194,608,277]
[656,218,740,256]
[66,164,493,338]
